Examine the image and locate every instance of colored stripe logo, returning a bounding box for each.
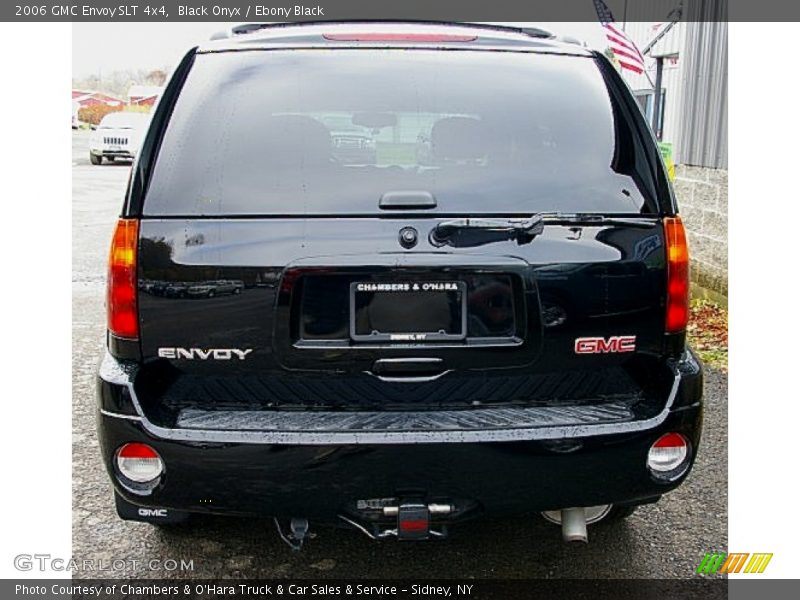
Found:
[697,552,773,574]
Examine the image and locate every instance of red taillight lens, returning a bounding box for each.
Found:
[322,33,477,42]
[652,432,688,448]
[664,216,689,333]
[117,442,159,459]
[647,432,689,474]
[107,218,139,339]
[116,443,163,483]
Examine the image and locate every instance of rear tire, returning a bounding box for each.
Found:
[90,154,102,165]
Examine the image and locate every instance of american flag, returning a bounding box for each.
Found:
[593,0,646,74]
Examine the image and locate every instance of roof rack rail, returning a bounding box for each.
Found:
[209,20,555,41]
[556,35,588,47]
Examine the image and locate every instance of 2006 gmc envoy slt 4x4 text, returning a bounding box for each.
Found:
[96,21,702,547]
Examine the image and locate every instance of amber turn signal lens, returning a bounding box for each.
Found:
[664,216,689,333]
[107,218,139,339]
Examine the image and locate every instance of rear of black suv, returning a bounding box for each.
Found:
[97,22,702,543]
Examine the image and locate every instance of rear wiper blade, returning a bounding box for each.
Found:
[536,212,658,227]
[433,216,545,239]
[431,213,656,246]
[430,216,546,247]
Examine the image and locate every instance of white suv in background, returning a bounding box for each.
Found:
[89,112,150,165]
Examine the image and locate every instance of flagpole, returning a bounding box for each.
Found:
[652,56,664,140]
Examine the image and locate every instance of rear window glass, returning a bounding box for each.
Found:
[144,50,656,216]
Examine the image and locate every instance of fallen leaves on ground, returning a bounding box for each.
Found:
[687,299,728,371]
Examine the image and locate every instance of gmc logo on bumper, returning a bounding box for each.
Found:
[574,336,636,354]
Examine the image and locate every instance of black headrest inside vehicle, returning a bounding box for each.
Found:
[431,116,488,164]
[259,115,332,166]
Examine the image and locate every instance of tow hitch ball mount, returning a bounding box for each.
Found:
[339,502,453,541]
[395,502,433,541]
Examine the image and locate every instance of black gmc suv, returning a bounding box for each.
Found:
[97,22,702,546]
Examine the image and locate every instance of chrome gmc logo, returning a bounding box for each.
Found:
[574,336,637,354]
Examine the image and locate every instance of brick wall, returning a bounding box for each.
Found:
[673,164,728,299]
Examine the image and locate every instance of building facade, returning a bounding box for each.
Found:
[619,18,728,300]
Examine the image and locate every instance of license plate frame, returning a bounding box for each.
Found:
[349,281,467,343]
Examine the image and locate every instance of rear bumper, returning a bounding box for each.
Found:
[90,148,136,158]
[96,351,703,522]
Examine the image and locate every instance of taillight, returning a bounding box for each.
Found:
[116,442,163,483]
[107,218,139,339]
[647,432,690,474]
[322,33,477,42]
[664,216,689,333]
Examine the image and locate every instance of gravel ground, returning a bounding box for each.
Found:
[71,130,727,579]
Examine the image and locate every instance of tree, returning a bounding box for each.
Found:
[145,70,167,86]
[72,66,169,97]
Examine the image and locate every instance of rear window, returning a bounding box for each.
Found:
[144,49,657,216]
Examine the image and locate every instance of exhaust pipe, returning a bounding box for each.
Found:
[560,507,588,543]
[541,504,611,543]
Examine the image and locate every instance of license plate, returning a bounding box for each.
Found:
[350,281,467,342]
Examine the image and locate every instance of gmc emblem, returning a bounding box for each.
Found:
[139,508,167,517]
[574,335,636,354]
[138,508,168,518]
